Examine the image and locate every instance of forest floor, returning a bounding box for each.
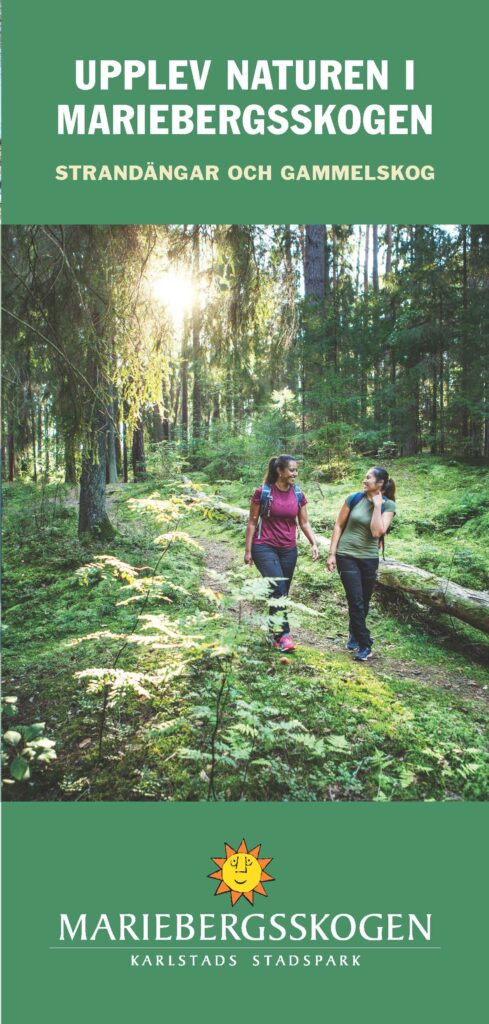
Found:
[3,460,489,803]
[199,535,489,705]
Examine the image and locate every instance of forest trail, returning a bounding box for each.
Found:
[200,537,489,707]
[61,486,488,706]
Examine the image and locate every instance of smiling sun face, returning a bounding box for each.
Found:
[209,839,274,905]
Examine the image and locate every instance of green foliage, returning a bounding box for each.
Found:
[2,461,488,803]
[1,697,57,784]
[435,493,486,528]
[145,441,190,480]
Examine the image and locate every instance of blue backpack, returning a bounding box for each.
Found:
[257,482,304,539]
[348,491,388,559]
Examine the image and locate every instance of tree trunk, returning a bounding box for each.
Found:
[364,225,370,297]
[158,373,171,441]
[431,354,438,453]
[225,368,234,430]
[30,398,37,483]
[78,427,114,538]
[361,225,370,420]
[385,225,392,276]
[191,225,202,439]
[122,420,129,483]
[107,403,118,484]
[132,416,146,481]
[54,420,61,471]
[372,224,379,293]
[331,225,338,371]
[303,224,326,421]
[355,226,362,293]
[172,377,180,432]
[468,225,484,455]
[64,436,77,484]
[180,327,189,444]
[304,225,326,299]
[114,404,123,476]
[8,431,15,482]
[37,404,43,474]
[282,224,298,356]
[152,403,165,443]
[377,561,489,634]
[44,406,50,481]
[461,225,469,441]
[212,392,220,424]
[372,225,381,421]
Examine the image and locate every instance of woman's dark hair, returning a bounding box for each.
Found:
[264,454,297,485]
[373,466,396,501]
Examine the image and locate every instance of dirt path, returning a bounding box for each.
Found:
[200,537,489,706]
[62,486,488,707]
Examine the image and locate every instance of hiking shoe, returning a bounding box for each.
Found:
[355,646,373,662]
[277,634,296,652]
[346,633,360,652]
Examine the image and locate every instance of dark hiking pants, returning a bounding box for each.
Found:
[336,554,379,649]
[251,543,298,639]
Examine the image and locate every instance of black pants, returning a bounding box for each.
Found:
[336,554,379,649]
[251,543,298,639]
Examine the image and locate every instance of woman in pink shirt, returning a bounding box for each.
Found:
[244,454,319,651]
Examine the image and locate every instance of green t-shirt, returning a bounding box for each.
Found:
[337,494,396,559]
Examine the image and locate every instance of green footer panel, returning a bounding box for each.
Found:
[2,803,487,1022]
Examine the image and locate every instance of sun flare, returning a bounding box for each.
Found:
[209,839,274,905]
[147,269,194,323]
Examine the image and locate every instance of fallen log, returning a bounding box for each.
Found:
[182,479,489,635]
[374,561,489,634]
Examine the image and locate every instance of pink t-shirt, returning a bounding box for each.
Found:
[251,484,307,549]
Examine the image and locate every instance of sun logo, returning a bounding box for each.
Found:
[209,839,275,905]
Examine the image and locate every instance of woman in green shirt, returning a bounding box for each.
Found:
[327,467,396,661]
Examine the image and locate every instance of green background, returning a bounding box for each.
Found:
[3,0,489,223]
[2,1,489,1019]
[2,803,487,1023]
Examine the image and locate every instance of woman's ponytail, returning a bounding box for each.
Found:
[264,454,296,485]
[373,466,396,501]
[384,478,396,501]
[264,457,279,484]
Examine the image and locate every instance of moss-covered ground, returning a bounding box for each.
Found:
[2,456,488,802]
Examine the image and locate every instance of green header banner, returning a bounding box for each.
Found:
[3,0,489,223]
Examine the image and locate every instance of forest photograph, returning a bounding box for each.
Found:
[2,223,489,802]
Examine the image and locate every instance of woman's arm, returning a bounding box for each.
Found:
[298,505,319,561]
[327,502,350,571]
[244,503,260,564]
[370,494,394,538]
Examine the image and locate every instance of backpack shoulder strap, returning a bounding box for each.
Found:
[257,483,272,539]
[260,482,271,512]
[292,483,304,506]
[348,491,364,510]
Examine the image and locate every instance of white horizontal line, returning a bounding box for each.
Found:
[49,946,442,951]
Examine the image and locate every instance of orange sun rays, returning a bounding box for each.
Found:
[209,839,274,905]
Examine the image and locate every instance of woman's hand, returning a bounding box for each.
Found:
[244,550,253,566]
[370,492,386,537]
[327,553,336,572]
[310,543,319,561]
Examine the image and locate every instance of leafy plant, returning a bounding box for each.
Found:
[2,697,57,784]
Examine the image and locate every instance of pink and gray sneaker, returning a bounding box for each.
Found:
[273,634,296,652]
